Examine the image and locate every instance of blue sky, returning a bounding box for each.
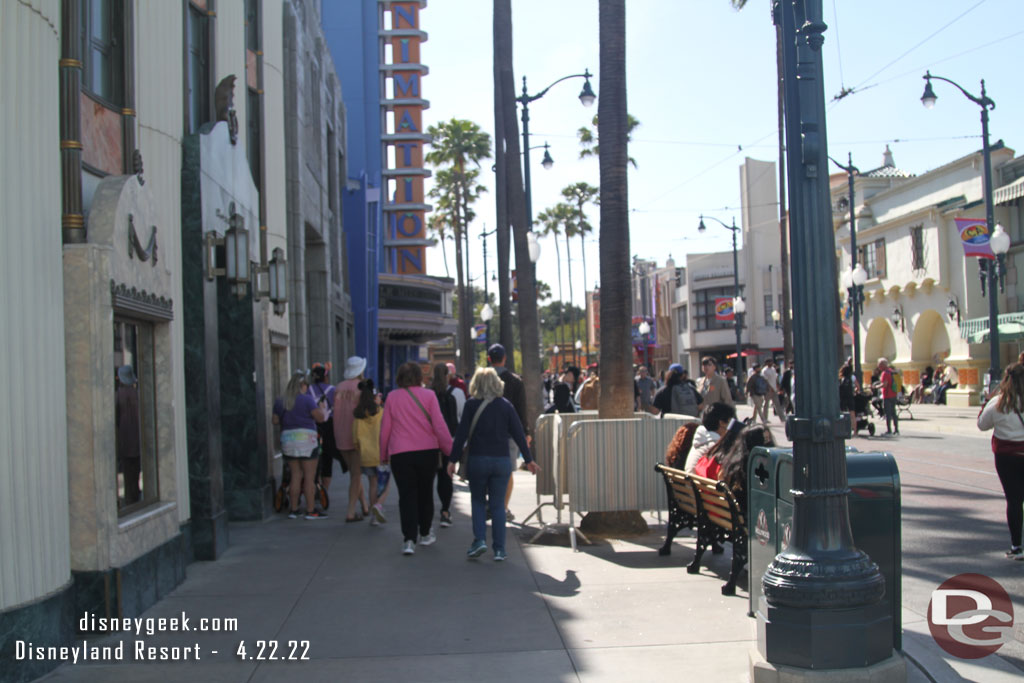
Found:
[419,0,1023,311]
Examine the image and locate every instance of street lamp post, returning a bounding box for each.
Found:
[480,225,497,345]
[638,320,651,372]
[517,70,596,230]
[757,0,890,671]
[829,152,865,386]
[698,215,745,379]
[921,71,1009,393]
[575,339,583,369]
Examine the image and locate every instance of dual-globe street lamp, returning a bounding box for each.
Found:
[637,320,651,371]
[921,71,1011,392]
[697,215,745,378]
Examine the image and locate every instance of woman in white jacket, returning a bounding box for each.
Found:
[977,362,1024,560]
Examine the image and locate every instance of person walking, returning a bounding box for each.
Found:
[839,364,858,436]
[486,344,530,520]
[977,362,1024,560]
[635,365,656,413]
[352,379,385,525]
[380,362,453,555]
[544,381,577,414]
[875,358,899,435]
[273,371,329,519]
[446,368,539,560]
[695,356,734,407]
[745,364,770,424]
[333,356,368,521]
[576,368,601,410]
[431,363,459,528]
[762,358,786,423]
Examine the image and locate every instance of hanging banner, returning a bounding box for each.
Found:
[715,297,735,321]
[955,217,995,259]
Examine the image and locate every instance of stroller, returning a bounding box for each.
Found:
[854,393,876,436]
[273,450,329,514]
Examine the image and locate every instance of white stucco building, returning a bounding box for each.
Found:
[832,144,1020,405]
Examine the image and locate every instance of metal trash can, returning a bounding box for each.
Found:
[747,447,901,650]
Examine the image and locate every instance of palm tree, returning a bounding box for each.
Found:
[577,113,640,168]
[562,182,599,358]
[425,119,491,376]
[537,204,572,353]
[494,0,543,432]
[582,0,647,536]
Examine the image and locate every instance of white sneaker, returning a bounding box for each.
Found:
[369,515,379,527]
[402,540,415,555]
[419,530,437,546]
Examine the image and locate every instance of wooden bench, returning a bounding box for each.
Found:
[654,463,749,596]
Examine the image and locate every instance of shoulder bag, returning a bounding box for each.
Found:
[458,398,494,479]
[405,388,444,467]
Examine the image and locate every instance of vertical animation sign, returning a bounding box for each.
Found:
[385,2,428,274]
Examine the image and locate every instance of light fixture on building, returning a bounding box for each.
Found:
[771,309,781,331]
[204,202,251,299]
[553,345,560,355]
[575,339,583,351]
[255,246,288,316]
[890,304,906,333]
[946,295,961,325]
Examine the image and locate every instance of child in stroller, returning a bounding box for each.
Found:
[854,393,876,436]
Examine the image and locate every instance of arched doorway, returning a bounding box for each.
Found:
[911,309,950,364]
[863,317,897,370]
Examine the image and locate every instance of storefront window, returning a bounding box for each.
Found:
[114,317,158,514]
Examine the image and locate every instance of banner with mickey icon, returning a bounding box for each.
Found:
[715,297,735,321]
[955,217,995,259]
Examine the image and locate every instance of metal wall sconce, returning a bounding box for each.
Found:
[205,202,251,299]
[946,295,961,325]
[890,304,906,333]
[206,202,288,313]
[254,246,288,316]
[771,309,781,331]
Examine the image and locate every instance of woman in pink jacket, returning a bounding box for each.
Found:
[380,362,454,556]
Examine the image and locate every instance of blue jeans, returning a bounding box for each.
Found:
[468,456,512,552]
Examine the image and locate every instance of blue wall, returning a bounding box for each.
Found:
[323,0,383,382]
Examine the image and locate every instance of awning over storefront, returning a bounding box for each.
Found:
[961,312,1024,344]
[994,176,1024,205]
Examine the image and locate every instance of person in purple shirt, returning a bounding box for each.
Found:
[273,371,328,519]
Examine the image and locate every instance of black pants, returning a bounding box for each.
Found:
[390,450,438,542]
[994,453,1024,548]
[436,465,453,513]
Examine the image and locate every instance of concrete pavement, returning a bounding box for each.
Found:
[34,463,939,683]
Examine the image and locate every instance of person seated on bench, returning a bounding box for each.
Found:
[683,402,737,472]
[911,365,935,404]
[720,424,776,518]
[692,418,746,479]
[664,422,698,469]
[544,381,577,414]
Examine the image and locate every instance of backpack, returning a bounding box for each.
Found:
[436,387,459,436]
[752,374,769,396]
[670,383,700,416]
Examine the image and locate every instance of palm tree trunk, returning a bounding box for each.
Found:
[553,236,564,355]
[494,0,542,432]
[462,190,476,375]
[441,234,450,279]
[565,230,575,365]
[583,0,646,537]
[453,188,470,377]
[493,50,514,368]
[580,231,589,365]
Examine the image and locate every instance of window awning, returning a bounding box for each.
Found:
[994,176,1024,205]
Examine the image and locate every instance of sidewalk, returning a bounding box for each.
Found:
[39,469,937,683]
